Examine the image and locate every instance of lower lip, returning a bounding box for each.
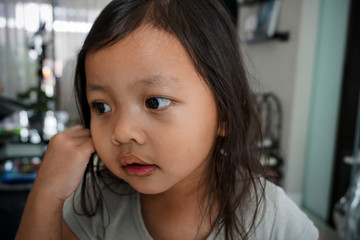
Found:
[124,164,157,176]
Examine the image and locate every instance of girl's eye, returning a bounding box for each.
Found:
[92,102,111,114]
[145,97,172,110]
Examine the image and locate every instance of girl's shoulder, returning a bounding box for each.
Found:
[251,180,319,240]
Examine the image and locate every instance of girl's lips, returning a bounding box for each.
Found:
[120,154,157,176]
[124,164,157,176]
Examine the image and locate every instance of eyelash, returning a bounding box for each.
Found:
[90,97,173,115]
[145,97,173,110]
[91,102,111,115]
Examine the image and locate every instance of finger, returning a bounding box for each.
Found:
[79,138,95,152]
[75,138,95,158]
[66,124,84,131]
[48,131,90,149]
[65,126,92,138]
[70,129,92,138]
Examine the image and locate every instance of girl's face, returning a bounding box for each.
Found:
[86,25,220,195]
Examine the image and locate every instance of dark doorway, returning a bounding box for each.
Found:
[328,0,360,226]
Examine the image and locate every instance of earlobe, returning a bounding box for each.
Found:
[217,122,226,137]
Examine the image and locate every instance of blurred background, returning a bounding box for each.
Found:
[0,0,359,239]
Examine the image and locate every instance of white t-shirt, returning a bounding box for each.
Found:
[63,180,319,239]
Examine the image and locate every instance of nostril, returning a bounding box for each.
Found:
[111,115,146,145]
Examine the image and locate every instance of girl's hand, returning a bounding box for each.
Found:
[16,125,93,240]
[32,125,95,202]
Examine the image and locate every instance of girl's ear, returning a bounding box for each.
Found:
[217,121,226,137]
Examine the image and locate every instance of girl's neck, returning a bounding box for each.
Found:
[140,177,216,240]
[141,181,205,207]
[141,194,215,240]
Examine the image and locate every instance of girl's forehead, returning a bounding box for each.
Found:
[85,25,196,79]
[84,24,210,91]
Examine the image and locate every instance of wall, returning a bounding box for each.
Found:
[284,0,320,204]
[238,0,320,204]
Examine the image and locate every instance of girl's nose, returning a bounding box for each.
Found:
[111,111,146,145]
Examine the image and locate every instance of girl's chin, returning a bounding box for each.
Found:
[127,181,173,195]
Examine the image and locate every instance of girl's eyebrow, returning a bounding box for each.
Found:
[86,75,180,93]
[130,74,180,89]
[86,83,110,92]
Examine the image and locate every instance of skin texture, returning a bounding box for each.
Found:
[86,25,220,239]
[86,25,219,196]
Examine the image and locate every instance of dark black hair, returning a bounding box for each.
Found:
[74,1,266,239]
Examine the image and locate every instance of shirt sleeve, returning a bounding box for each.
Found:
[269,186,319,240]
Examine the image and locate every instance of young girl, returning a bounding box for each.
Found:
[16,0,320,239]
